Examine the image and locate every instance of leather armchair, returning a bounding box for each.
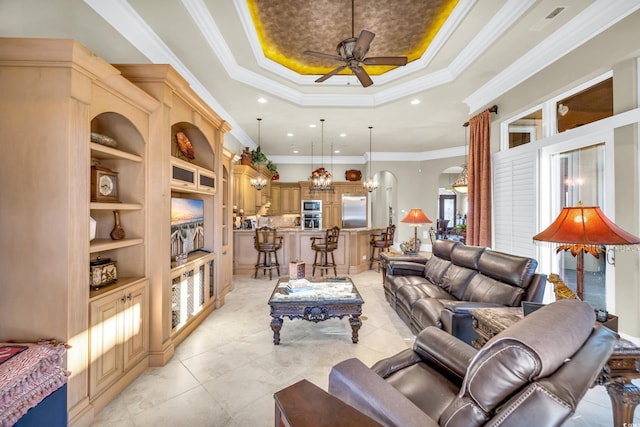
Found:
[329,299,618,427]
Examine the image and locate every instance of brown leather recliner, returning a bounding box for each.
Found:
[328,299,618,427]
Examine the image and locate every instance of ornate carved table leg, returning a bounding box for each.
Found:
[271,317,283,345]
[605,379,640,427]
[349,316,362,343]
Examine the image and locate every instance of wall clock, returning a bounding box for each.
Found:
[91,165,120,202]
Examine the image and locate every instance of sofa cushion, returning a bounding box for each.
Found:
[477,249,537,289]
[432,239,461,260]
[385,275,429,302]
[411,298,446,329]
[450,244,485,270]
[385,363,459,421]
[441,265,477,300]
[462,273,526,306]
[423,257,452,285]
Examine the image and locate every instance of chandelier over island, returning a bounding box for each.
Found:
[309,119,333,191]
[250,118,267,191]
[363,126,378,192]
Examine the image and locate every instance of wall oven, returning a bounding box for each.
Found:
[302,212,321,230]
[301,199,322,230]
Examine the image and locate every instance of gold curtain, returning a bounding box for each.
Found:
[467,109,492,247]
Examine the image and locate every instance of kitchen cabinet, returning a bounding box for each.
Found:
[89,280,149,399]
[281,184,301,214]
[271,182,301,215]
[233,164,271,215]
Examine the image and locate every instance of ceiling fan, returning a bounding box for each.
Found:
[303,1,408,88]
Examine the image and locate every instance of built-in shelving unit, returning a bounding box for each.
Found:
[115,64,233,366]
[0,38,158,425]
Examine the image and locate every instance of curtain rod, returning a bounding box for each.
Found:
[462,105,498,127]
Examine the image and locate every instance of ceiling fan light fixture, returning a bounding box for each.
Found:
[337,38,357,58]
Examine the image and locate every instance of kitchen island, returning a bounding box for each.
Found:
[233,227,385,276]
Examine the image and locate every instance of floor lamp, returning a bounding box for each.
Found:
[401,209,432,254]
[533,202,640,300]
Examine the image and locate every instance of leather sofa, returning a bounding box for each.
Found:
[328,299,618,427]
[384,239,546,343]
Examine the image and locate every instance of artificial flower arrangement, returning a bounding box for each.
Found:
[311,167,331,179]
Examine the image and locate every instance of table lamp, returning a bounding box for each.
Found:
[401,208,432,253]
[533,202,640,300]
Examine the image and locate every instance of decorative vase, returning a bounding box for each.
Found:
[240,147,252,165]
[110,210,125,240]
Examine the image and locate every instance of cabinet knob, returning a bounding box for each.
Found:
[121,296,127,304]
[127,293,132,301]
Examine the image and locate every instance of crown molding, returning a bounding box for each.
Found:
[84,0,255,148]
[464,0,640,114]
[271,146,465,164]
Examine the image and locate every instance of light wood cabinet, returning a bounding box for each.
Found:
[270,183,301,215]
[0,39,160,422]
[297,182,368,229]
[270,184,282,215]
[281,184,301,214]
[116,64,232,369]
[170,157,217,194]
[170,252,215,344]
[233,164,271,215]
[89,280,149,398]
[323,203,342,229]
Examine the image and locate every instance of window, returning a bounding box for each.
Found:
[507,109,542,148]
[551,143,606,309]
[556,78,613,133]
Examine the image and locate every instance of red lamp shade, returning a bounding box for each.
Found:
[533,203,640,301]
[401,209,432,225]
[533,205,640,248]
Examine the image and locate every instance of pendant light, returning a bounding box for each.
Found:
[453,124,468,193]
[309,119,332,191]
[250,118,267,191]
[363,126,378,192]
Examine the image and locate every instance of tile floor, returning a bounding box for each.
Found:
[92,270,638,426]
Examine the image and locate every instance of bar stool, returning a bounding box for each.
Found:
[254,226,282,280]
[369,224,395,271]
[311,226,340,277]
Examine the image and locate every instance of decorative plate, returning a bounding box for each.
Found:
[345,169,362,181]
[175,131,195,160]
[90,132,118,148]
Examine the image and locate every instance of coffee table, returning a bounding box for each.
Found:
[268,277,364,345]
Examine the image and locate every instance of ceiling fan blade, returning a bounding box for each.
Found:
[363,56,408,66]
[304,50,345,63]
[352,65,373,87]
[352,30,375,60]
[315,65,348,83]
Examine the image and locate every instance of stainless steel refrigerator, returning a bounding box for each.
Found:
[341,194,367,228]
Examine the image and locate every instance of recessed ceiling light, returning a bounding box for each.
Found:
[257,97,267,103]
[334,150,340,153]
[340,133,347,137]
[309,124,316,128]
[287,133,294,137]
[410,99,421,105]
[293,150,299,154]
